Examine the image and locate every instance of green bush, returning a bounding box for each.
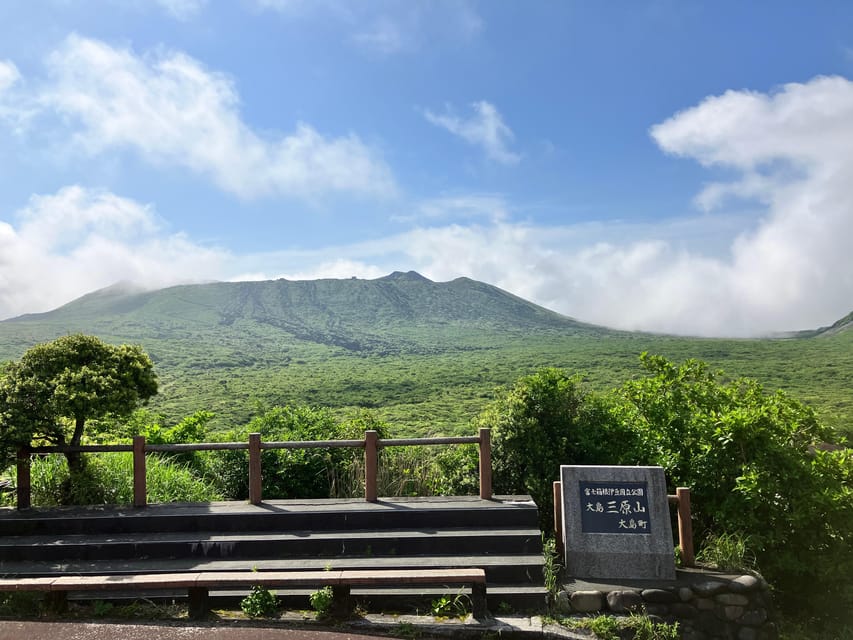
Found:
[475,368,640,531]
[241,585,278,618]
[615,354,853,618]
[309,585,335,617]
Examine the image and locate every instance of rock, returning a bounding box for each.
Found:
[554,589,571,613]
[722,605,745,621]
[670,602,698,618]
[570,590,604,612]
[740,609,768,626]
[694,597,716,611]
[678,587,694,602]
[606,589,644,613]
[738,627,758,640]
[692,580,728,596]
[715,593,750,606]
[641,588,678,604]
[729,575,761,593]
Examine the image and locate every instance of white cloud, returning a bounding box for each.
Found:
[9,35,395,200]
[0,186,228,320]
[0,60,20,93]
[154,0,207,20]
[254,1,483,55]
[424,101,520,165]
[391,194,510,223]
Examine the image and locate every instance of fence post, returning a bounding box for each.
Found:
[249,433,262,505]
[364,430,378,502]
[479,428,492,500]
[16,448,31,510]
[553,481,564,559]
[133,435,147,508]
[676,487,695,567]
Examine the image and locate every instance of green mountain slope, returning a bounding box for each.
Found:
[1,274,851,437]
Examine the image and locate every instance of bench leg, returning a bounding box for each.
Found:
[471,583,488,619]
[188,587,209,620]
[45,591,68,614]
[330,585,352,618]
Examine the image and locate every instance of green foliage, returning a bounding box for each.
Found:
[615,354,853,617]
[542,536,562,598]
[308,585,335,617]
[625,611,680,640]
[563,613,679,640]
[695,532,757,573]
[240,585,278,618]
[0,591,42,617]
[578,614,620,640]
[2,276,853,441]
[0,334,157,472]
[430,591,468,617]
[26,452,221,506]
[478,368,639,530]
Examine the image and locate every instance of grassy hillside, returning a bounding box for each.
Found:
[1,273,851,437]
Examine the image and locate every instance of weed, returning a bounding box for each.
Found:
[626,610,680,640]
[309,585,335,617]
[430,591,468,618]
[542,535,562,598]
[696,532,757,574]
[92,600,114,617]
[0,592,42,617]
[240,585,278,618]
[497,601,513,615]
[394,621,422,639]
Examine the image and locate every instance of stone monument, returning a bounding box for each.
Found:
[560,465,676,580]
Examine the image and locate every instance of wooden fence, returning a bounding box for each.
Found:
[14,428,492,510]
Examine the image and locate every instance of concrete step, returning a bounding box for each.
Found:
[0,527,542,562]
[0,496,539,536]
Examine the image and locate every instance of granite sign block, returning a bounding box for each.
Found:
[561,465,676,580]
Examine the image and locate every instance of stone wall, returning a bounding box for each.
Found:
[555,571,777,640]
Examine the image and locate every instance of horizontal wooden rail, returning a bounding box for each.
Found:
[15,429,493,510]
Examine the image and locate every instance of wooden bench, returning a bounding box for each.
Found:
[0,568,488,619]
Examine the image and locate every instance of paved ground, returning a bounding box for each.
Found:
[0,620,385,640]
[0,615,578,640]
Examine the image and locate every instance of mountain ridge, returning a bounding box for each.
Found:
[2,273,851,435]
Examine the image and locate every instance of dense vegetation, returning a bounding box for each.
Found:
[0,274,851,439]
[478,359,851,627]
[1,330,849,631]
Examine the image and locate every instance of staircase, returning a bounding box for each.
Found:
[0,496,546,613]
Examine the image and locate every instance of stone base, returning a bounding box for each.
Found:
[554,569,777,640]
[567,549,676,581]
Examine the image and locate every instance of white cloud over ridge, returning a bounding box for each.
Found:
[424,101,520,165]
[15,35,396,200]
[0,186,227,320]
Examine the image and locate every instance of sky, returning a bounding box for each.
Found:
[1,1,853,336]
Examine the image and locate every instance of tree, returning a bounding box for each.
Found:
[0,334,158,472]
[614,353,852,616]
[475,368,640,531]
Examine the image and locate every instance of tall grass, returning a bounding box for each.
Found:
[27,453,222,506]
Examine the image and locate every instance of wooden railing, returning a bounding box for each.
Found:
[14,428,492,510]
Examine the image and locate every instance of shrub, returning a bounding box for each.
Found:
[241,585,278,618]
[309,585,335,617]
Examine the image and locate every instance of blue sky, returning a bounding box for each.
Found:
[1,1,853,336]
